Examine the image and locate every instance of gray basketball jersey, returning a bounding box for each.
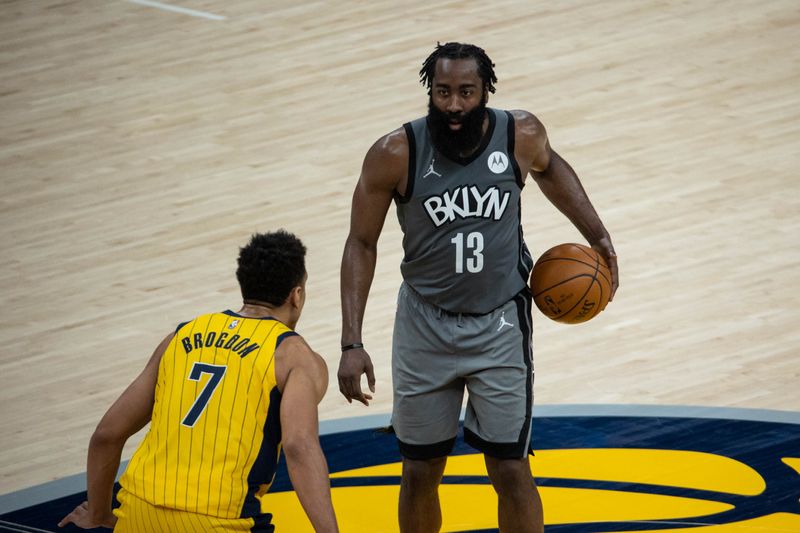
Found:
[396,108,533,314]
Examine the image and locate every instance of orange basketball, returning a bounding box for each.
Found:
[530,243,612,324]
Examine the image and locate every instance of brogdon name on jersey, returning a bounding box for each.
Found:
[120,311,297,522]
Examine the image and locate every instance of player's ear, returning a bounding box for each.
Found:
[287,286,299,308]
[483,85,490,104]
[288,285,304,310]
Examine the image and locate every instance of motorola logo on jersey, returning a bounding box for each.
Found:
[487,151,509,174]
[423,185,510,227]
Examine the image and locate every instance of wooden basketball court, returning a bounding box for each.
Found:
[1,0,798,530]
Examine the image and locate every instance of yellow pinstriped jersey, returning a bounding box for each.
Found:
[120,311,296,520]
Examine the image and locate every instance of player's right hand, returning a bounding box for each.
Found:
[58,501,117,529]
[337,348,375,406]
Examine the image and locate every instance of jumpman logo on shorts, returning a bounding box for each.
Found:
[497,311,514,331]
[423,159,442,179]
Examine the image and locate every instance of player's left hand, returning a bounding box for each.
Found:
[591,237,618,301]
[58,501,117,529]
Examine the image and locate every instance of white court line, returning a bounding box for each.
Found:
[0,520,55,533]
[126,0,226,20]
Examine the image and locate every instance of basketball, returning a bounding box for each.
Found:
[530,243,612,324]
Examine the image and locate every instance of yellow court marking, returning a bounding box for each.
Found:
[612,513,800,533]
[263,484,735,532]
[330,449,766,495]
[781,457,800,475]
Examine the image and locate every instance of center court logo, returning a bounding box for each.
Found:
[487,151,509,174]
[262,415,800,532]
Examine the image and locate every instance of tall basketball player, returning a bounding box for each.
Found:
[338,43,618,532]
[60,231,338,532]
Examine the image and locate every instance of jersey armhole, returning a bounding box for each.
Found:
[505,111,524,188]
[395,122,417,204]
[275,330,299,349]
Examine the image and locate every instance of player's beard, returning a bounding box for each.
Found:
[426,98,487,161]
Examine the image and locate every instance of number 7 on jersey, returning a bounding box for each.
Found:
[181,362,227,427]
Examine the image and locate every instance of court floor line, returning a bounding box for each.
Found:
[125,0,226,20]
[0,519,56,533]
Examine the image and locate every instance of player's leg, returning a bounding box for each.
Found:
[392,283,463,533]
[484,455,543,533]
[399,455,448,533]
[460,289,541,532]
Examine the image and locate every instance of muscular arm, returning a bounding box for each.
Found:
[514,110,619,299]
[338,129,407,404]
[59,333,173,529]
[276,337,339,533]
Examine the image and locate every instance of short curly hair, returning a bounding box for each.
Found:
[419,42,497,95]
[236,230,306,306]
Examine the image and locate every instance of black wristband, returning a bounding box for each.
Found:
[341,342,364,352]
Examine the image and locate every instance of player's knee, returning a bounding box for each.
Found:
[485,457,533,496]
[401,456,447,490]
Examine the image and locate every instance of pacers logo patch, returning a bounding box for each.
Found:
[487,151,509,174]
[262,413,800,532]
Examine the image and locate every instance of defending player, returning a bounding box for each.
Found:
[60,231,338,532]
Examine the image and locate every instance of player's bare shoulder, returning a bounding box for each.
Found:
[274,334,328,397]
[275,334,323,367]
[510,110,548,148]
[509,109,550,174]
[362,126,410,193]
[371,127,409,160]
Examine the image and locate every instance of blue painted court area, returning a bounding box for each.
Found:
[2,406,799,532]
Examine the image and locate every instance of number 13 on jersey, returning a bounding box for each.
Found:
[451,232,484,273]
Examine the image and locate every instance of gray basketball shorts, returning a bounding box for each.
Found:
[391,282,534,460]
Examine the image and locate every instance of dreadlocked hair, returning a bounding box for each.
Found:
[419,42,497,95]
